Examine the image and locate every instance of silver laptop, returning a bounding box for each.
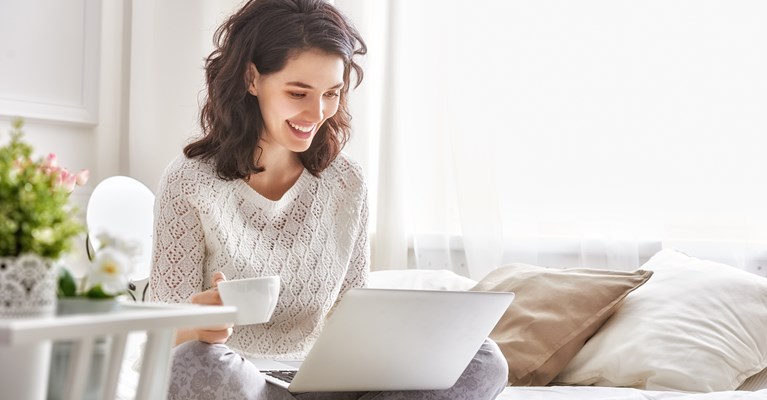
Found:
[250,288,515,393]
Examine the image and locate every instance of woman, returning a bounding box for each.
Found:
[151,0,508,399]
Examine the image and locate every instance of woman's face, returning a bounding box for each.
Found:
[249,49,345,155]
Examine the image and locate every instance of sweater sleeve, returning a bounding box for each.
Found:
[150,163,206,303]
[338,185,370,297]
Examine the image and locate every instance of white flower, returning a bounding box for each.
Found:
[88,248,134,295]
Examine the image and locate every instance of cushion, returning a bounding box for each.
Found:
[368,269,477,291]
[554,249,767,392]
[470,264,653,386]
[739,367,767,391]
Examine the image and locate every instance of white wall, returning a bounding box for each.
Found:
[128,0,241,192]
[1,0,102,213]
[0,0,242,197]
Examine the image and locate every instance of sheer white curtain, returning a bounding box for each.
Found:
[341,0,767,279]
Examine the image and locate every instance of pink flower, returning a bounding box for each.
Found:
[75,169,89,186]
[39,154,87,191]
[57,169,77,192]
[43,153,58,167]
[40,153,62,178]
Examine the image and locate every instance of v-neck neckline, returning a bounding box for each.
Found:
[237,168,312,211]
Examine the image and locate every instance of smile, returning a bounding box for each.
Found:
[287,120,315,133]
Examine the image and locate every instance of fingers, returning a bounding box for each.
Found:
[190,271,227,306]
[186,271,234,344]
[191,290,220,306]
[212,271,227,288]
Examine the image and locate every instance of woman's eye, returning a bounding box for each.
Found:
[289,92,306,99]
[324,91,340,98]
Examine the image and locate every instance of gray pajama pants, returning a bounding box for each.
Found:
[167,339,508,400]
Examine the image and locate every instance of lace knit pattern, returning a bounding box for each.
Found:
[151,152,369,359]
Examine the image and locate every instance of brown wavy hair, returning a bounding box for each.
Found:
[184,0,366,179]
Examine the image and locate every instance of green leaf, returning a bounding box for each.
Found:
[57,267,78,297]
[85,284,113,299]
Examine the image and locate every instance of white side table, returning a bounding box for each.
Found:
[0,302,236,400]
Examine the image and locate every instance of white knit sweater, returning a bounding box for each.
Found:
[150,153,369,359]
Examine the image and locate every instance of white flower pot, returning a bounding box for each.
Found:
[0,254,57,400]
[0,254,57,318]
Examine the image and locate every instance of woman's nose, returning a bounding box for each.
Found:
[305,97,324,122]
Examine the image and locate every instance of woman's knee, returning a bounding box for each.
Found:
[454,339,509,399]
[470,339,509,396]
[168,341,269,400]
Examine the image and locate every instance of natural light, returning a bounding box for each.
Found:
[344,0,767,276]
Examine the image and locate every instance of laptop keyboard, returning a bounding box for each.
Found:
[264,370,297,384]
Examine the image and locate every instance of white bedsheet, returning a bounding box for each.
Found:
[498,386,767,400]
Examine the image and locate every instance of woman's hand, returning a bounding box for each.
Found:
[188,271,234,344]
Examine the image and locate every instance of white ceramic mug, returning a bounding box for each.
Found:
[218,275,281,325]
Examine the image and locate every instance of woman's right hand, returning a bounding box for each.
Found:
[187,271,234,344]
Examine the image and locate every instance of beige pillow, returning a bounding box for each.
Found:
[471,264,653,386]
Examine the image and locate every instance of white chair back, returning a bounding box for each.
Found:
[86,176,154,301]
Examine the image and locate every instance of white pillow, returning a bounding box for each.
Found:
[368,269,477,291]
[554,248,767,392]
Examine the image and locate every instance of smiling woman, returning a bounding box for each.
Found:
[241,49,346,200]
[149,1,509,399]
[246,49,344,166]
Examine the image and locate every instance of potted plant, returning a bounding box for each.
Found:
[0,118,88,318]
[0,117,89,400]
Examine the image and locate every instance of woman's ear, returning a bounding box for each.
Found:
[247,63,260,96]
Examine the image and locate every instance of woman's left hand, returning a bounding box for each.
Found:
[190,271,234,344]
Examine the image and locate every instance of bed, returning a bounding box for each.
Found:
[368,248,767,400]
[117,248,767,399]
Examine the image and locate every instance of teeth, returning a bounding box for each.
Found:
[288,121,314,133]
